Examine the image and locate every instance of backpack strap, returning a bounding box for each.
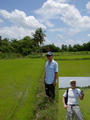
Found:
[65,88,69,105]
[66,88,68,94]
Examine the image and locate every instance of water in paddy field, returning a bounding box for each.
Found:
[59,77,90,88]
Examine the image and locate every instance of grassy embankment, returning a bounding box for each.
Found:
[33,57,59,120]
[57,52,90,120]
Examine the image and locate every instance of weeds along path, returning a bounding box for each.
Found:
[33,67,59,120]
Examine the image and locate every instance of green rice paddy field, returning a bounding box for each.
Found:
[58,53,90,120]
[0,52,90,120]
[0,58,45,120]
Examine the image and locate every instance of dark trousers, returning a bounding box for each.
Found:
[45,83,55,99]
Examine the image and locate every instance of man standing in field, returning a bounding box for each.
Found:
[62,80,84,120]
[44,51,58,99]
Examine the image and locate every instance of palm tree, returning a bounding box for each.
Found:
[32,28,46,47]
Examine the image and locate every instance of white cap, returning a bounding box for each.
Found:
[70,80,76,83]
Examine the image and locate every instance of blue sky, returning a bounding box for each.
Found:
[0,0,90,47]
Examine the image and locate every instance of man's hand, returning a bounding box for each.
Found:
[53,81,56,86]
[53,72,58,86]
[80,93,84,100]
[62,97,68,109]
[64,104,68,109]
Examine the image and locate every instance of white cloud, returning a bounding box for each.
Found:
[65,39,83,45]
[0,9,46,39]
[44,37,53,45]
[0,26,35,39]
[54,38,84,48]
[86,2,90,11]
[88,34,90,37]
[45,20,54,28]
[0,9,46,29]
[67,28,81,36]
[35,0,90,34]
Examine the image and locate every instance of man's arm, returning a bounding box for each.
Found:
[79,92,84,100]
[53,62,58,86]
[53,72,58,86]
[62,96,68,109]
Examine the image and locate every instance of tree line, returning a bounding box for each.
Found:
[60,42,90,52]
[0,28,90,57]
[0,28,46,56]
[41,42,90,52]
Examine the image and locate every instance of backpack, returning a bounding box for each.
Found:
[65,89,69,105]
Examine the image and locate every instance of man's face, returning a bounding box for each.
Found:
[70,82,76,89]
[47,55,53,61]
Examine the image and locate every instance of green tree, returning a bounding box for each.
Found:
[32,28,46,47]
[11,39,19,53]
[11,36,34,55]
[0,38,11,53]
[41,44,60,52]
[19,36,34,55]
[68,45,73,52]
[61,44,68,51]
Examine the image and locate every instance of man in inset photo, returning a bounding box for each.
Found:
[63,80,84,120]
